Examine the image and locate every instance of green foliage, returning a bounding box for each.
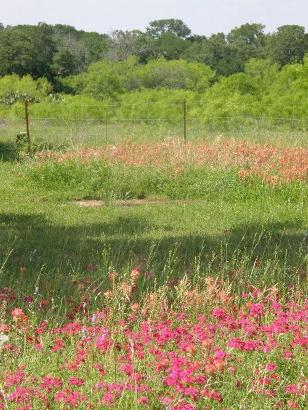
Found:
[0,23,56,79]
[52,49,78,77]
[135,59,214,91]
[267,25,307,66]
[1,55,308,123]
[0,150,307,296]
[0,23,109,82]
[106,30,156,62]
[146,19,191,39]
[52,24,109,73]
[157,32,189,59]
[0,74,52,105]
[0,21,307,86]
[78,61,124,99]
[63,58,214,98]
[190,33,238,76]
[115,88,200,121]
[26,160,163,200]
[245,58,279,81]
[15,95,110,120]
[184,25,266,76]
[26,160,307,204]
[227,23,266,71]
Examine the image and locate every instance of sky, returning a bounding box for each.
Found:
[1,0,308,36]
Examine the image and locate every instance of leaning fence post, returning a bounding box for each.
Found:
[183,98,187,143]
[24,99,31,154]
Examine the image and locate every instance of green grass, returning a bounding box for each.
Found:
[0,157,307,308]
[1,118,308,149]
[0,138,307,409]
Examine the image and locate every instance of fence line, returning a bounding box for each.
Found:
[4,116,308,122]
[43,100,307,108]
[25,117,174,122]
[1,99,308,153]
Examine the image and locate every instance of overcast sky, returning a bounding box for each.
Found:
[1,0,307,35]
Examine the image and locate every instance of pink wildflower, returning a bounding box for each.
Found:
[266,363,277,372]
[41,376,63,391]
[69,377,84,387]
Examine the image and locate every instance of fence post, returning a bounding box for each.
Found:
[24,99,31,154]
[105,106,108,145]
[183,98,187,143]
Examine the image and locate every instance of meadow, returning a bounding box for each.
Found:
[0,122,307,409]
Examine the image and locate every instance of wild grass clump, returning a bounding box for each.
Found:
[24,158,307,203]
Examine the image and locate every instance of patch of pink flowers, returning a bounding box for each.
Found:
[34,140,308,184]
[0,276,307,409]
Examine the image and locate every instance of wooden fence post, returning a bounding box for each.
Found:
[183,98,187,143]
[24,99,31,153]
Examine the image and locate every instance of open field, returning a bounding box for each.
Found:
[0,133,307,409]
[1,118,308,150]
[1,17,308,410]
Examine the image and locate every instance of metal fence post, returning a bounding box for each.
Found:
[24,99,31,153]
[183,98,187,143]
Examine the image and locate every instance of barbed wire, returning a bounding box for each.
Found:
[1,115,308,122]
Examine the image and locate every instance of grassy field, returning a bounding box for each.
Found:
[0,145,307,298]
[1,117,308,151]
[0,131,307,409]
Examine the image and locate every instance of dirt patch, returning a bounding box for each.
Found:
[70,199,193,208]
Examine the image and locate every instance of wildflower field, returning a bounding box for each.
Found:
[0,135,307,409]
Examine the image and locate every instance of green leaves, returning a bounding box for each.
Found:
[0,24,56,79]
[267,25,306,67]
[0,75,52,106]
[146,19,191,39]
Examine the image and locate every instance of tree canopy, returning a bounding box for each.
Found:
[0,20,307,87]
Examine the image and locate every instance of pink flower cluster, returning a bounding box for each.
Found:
[0,283,307,409]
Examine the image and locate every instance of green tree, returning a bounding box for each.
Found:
[227,23,266,70]
[266,25,306,66]
[244,58,279,97]
[52,49,78,77]
[0,27,33,76]
[32,23,57,79]
[158,32,189,60]
[198,33,239,76]
[78,61,123,99]
[0,74,52,105]
[138,58,214,91]
[80,31,109,63]
[0,24,56,79]
[245,58,278,80]
[228,24,265,48]
[147,19,191,39]
[53,24,109,69]
[106,30,156,62]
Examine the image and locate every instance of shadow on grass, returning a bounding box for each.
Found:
[0,212,307,297]
[0,141,18,162]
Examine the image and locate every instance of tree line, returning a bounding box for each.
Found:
[0,19,307,84]
[0,19,307,123]
[1,56,307,122]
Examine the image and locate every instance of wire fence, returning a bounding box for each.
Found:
[0,100,308,153]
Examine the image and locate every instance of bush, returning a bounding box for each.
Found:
[0,74,52,105]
